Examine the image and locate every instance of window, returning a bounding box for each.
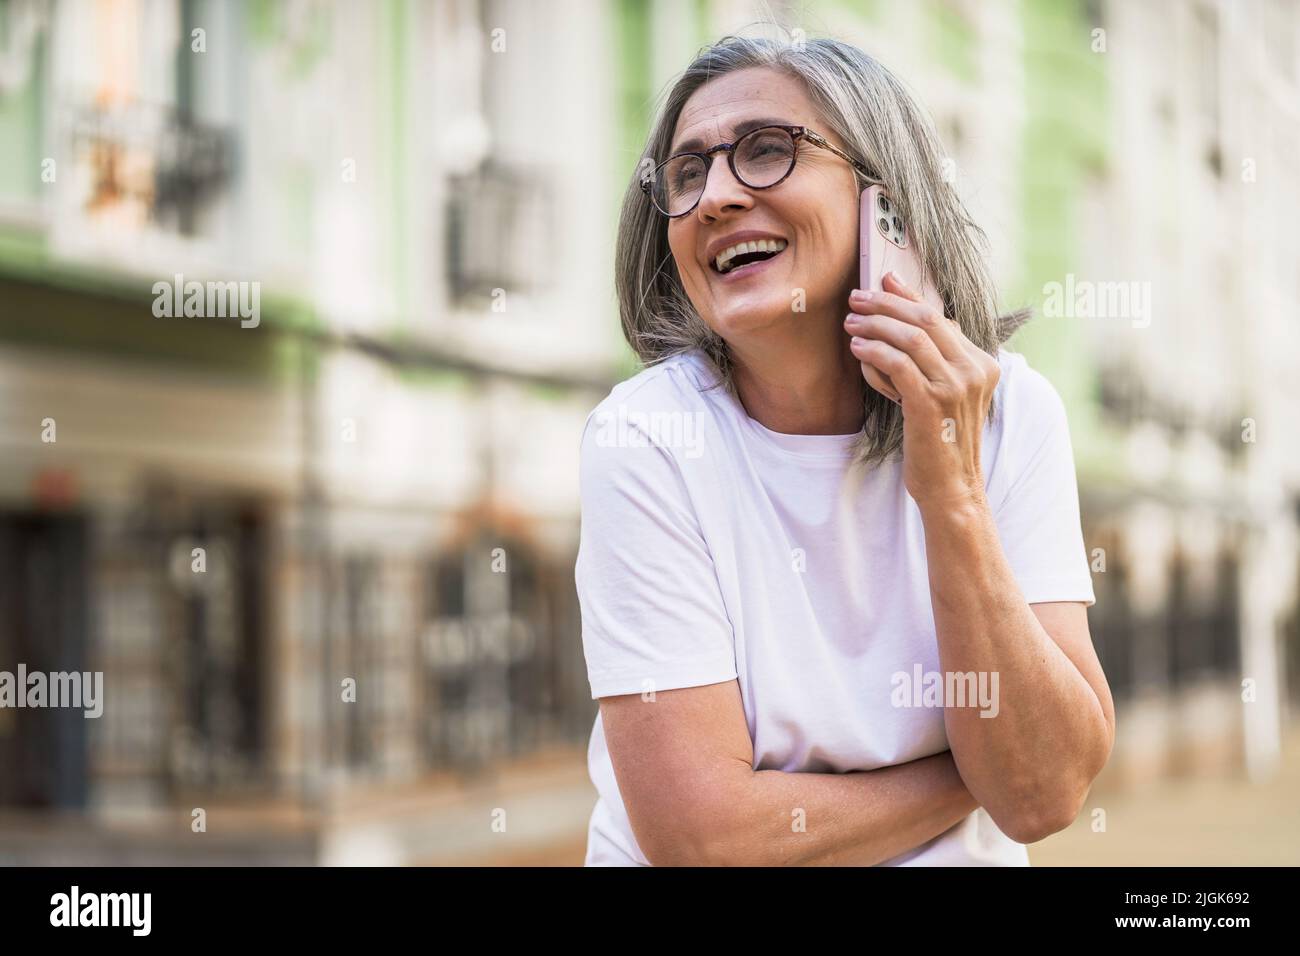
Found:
[445,160,553,306]
[422,531,586,773]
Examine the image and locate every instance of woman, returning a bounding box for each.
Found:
[575,34,1115,866]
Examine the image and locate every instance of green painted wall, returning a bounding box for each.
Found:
[1012,0,1117,478]
[926,0,978,85]
[610,0,656,375]
[0,34,45,203]
[381,0,410,333]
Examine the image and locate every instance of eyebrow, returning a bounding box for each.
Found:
[669,117,792,156]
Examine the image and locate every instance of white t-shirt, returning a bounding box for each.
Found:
[575,347,1096,866]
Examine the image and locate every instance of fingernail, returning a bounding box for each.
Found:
[851,289,874,302]
[850,336,867,350]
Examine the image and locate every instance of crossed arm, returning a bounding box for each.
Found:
[600,598,1109,866]
[600,679,978,866]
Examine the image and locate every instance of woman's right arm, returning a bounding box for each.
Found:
[600,678,978,866]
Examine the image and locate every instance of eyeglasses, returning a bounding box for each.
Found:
[641,124,878,218]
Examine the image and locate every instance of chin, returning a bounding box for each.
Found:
[706,297,789,337]
[704,280,793,332]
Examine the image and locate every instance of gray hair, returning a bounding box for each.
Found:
[614,34,1028,468]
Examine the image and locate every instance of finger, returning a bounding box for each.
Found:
[844,311,947,381]
[880,269,924,303]
[860,275,969,366]
[858,357,901,404]
[849,336,927,401]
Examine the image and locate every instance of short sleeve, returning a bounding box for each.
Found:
[575,412,738,699]
[990,366,1097,607]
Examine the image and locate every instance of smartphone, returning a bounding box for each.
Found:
[858,184,943,311]
[857,185,944,403]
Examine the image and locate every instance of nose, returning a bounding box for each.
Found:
[694,152,753,221]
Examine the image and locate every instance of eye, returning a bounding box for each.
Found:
[663,156,706,199]
[672,165,703,190]
[740,132,792,160]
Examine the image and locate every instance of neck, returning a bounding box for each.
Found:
[727,315,866,436]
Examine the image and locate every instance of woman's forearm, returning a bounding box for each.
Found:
[680,750,977,866]
[920,493,1112,841]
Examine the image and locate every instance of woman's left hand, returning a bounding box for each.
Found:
[845,271,1000,512]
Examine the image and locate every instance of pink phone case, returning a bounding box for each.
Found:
[859,185,943,311]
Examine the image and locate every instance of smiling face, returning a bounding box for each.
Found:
[666,66,862,344]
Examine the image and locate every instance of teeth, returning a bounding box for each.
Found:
[714,237,787,273]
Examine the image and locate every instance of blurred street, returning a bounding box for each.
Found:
[1031,720,1300,867]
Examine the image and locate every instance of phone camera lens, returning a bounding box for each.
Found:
[878,196,891,213]
[892,216,903,233]
[878,217,890,234]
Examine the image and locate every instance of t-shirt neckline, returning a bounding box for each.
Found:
[740,413,862,460]
[677,348,862,461]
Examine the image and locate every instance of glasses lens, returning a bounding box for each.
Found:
[735,128,796,188]
[652,155,707,216]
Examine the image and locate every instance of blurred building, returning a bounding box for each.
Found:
[0,0,1296,865]
[0,0,624,864]
[998,0,1300,787]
